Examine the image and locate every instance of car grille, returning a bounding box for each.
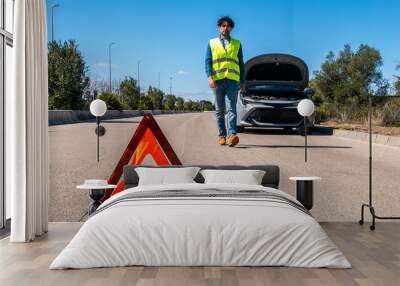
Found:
[248,108,302,124]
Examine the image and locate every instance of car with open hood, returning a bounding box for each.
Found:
[237,53,314,134]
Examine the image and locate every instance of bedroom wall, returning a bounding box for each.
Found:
[46,0,400,223]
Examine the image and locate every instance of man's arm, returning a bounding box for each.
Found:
[238,44,245,85]
[205,43,216,88]
[205,43,213,78]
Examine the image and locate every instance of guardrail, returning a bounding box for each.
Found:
[48,110,196,126]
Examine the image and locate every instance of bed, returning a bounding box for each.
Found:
[50,165,351,269]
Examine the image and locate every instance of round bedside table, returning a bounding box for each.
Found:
[77,182,116,215]
[289,177,321,210]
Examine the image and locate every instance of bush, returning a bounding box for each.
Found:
[163,95,176,110]
[138,96,153,110]
[314,102,331,123]
[98,92,123,111]
[377,97,400,126]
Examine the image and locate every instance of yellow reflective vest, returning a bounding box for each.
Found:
[209,37,241,82]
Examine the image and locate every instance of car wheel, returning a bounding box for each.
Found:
[236,126,245,133]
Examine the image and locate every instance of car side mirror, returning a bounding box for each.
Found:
[304,88,314,97]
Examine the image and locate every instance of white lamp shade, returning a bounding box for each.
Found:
[90,99,107,117]
[297,99,315,117]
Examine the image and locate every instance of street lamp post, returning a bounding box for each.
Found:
[51,3,60,42]
[169,76,173,95]
[108,42,115,92]
[137,60,142,94]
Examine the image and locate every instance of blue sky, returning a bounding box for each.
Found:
[46,0,400,100]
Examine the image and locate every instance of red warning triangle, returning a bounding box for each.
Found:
[103,113,182,200]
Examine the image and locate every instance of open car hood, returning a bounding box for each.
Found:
[245,53,309,90]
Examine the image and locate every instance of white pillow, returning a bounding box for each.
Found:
[200,169,266,185]
[135,167,201,186]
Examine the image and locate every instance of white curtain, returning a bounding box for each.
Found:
[8,0,49,242]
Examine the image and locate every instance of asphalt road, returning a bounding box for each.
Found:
[49,112,400,222]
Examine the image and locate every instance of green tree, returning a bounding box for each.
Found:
[191,101,200,111]
[119,77,140,109]
[175,97,185,110]
[395,65,400,96]
[312,44,389,121]
[308,78,331,122]
[200,100,214,111]
[183,100,193,111]
[48,40,89,110]
[147,86,164,110]
[98,92,123,111]
[138,96,154,110]
[163,95,176,110]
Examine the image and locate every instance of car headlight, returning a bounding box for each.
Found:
[303,88,315,98]
[240,95,249,105]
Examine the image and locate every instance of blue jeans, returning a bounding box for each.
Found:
[212,79,240,136]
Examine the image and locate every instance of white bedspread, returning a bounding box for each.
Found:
[50,183,351,269]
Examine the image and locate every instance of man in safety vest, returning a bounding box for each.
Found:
[205,16,245,147]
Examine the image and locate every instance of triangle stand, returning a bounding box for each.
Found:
[102,113,182,201]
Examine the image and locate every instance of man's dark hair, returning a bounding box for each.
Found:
[217,16,235,28]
